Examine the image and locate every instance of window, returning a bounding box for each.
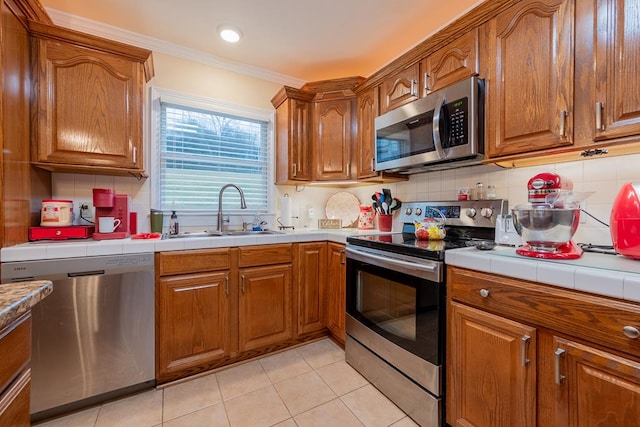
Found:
[151,88,273,214]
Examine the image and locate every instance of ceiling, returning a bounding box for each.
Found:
[39,0,484,84]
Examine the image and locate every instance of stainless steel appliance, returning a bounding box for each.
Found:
[1,253,155,421]
[345,199,506,427]
[374,76,484,174]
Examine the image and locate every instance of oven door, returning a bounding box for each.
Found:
[345,245,445,395]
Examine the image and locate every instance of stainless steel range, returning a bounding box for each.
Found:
[345,199,507,427]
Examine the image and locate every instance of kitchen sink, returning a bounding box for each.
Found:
[166,230,285,238]
[223,230,285,236]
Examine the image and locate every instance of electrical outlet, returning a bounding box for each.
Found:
[78,201,94,221]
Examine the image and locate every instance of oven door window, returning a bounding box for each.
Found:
[347,259,443,365]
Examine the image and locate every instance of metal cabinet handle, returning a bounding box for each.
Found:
[175,283,217,292]
[292,163,297,177]
[623,326,640,339]
[521,335,531,366]
[595,102,604,131]
[479,288,490,298]
[224,276,229,296]
[424,72,431,94]
[410,80,417,97]
[241,275,246,293]
[371,158,375,172]
[555,348,566,385]
[559,111,568,137]
[340,250,346,265]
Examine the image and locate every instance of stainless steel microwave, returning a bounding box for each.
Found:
[374,76,485,174]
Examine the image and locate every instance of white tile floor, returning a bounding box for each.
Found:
[35,339,419,427]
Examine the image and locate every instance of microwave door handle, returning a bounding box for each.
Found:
[432,94,447,160]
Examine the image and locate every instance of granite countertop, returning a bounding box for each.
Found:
[0,281,52,330]
[0,229,373,262]
[446,246,640,303]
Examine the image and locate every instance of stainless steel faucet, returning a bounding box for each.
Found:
[217,184,247,231]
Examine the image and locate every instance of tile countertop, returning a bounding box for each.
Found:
[0,229,377,263]
[0,280,52,330]
[446,246,640,303]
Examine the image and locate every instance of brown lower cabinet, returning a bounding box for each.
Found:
[447,266,640,427]
[0,312,31,427]
[326,243,346,345]
[156,243,335,384]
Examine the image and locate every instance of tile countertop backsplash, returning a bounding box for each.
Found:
[446,246,640,303]
[51,153,640,245]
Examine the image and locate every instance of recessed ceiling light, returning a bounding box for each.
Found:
[218,25,242,43]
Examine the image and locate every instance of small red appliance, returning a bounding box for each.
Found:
[516,172,583,259]
[610,182,640,259]
[92,188,130,240]
[527,172,573,203]
[29,225,94,241]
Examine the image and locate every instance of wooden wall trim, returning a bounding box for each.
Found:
[4,0,51,24]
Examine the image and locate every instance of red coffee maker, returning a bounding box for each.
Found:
[92,188,130,240]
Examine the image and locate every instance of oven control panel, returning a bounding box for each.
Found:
[399,200,508,228]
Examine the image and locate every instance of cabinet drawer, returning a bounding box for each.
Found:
[158,248,231,276]
[448,266,640,358]
[0,313,30,393]
[239,244,292,267]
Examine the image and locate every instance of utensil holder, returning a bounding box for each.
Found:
[377,214,393,232]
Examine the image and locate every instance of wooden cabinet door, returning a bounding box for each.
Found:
[32,37,145,172]
[238,264,293,352]
[296,243,327,335]
[356,87,379,179]
[540,335,640,426]
[156,272,230,382]
[379,62,420,115]
[314,99,354,181]
[0,370,30,427]
[575,0,640,145]
[481,0,574,158]
[274,97,313,183]
[448,302,536,427]
[326,243,346,345]
[422,29,479,96]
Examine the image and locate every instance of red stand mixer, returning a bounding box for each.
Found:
[92,188,130,240]
[513,173,584,259]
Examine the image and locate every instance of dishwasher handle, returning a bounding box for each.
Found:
[68,270,106,277]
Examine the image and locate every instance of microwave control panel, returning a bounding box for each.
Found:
[446,97,469,147]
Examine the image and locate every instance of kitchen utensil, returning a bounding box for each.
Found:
[512,203,582,258]
[610,182,640,259]
[391,198,402,212]
[466,240,497,250]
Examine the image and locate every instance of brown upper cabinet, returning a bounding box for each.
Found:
[271,77,363,184]
[421,29,479,96]
[271,87,315,183]
[378,62,420,115]
[480,0,575,159]
[29,21,154,178]
[482,0,640,164]
[356,87,378,179]
[574,0,640,148]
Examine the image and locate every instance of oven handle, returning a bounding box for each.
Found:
[346,246,437,274]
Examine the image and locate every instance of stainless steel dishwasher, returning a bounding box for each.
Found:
[1,253,155,421]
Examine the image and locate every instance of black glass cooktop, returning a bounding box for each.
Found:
[347,227,496,261]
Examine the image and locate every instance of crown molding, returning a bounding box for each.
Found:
[45,8,306,88]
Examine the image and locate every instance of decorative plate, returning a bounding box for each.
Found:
[325,192,361,228]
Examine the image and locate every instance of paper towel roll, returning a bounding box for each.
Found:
[280,195,293,227]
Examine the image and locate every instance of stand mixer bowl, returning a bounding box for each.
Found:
[512,204,581,252]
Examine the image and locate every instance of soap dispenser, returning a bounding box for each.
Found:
[169,210,179,235]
